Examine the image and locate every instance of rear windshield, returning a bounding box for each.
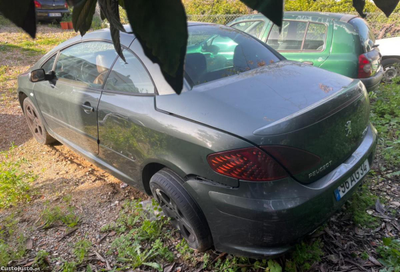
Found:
[185,25,280,86]
[349,18,375,52]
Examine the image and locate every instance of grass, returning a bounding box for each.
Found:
[369,79,400,167]
[0,214,27,266]
[378,238,400,272]
[347,183,379,228]
[41,205,80,228]
[73,239,92,263]
[0,149,36,209]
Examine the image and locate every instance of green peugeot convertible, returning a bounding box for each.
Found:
[228,12,383,91]
[17,23,377,258]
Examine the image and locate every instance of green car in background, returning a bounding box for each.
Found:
[229,12,383,91]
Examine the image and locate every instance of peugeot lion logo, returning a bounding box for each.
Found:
[345,121,352,137]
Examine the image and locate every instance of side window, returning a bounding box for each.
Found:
[55,42,117,87]
[42,54,56,73]
[231,21,257,32]
[231,21,265,39]
[247,21,265,39]
[304,23,327,51]
[105,50,154,94]
[267,20,307,51]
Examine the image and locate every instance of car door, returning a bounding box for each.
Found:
[33,41,118,155]
[266,20,331,67]
[97,48,156,186]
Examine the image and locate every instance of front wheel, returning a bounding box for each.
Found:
[382,58,400,83]
[23,98,56,145]
[150,168,213,251]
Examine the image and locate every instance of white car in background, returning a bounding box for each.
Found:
[376,37,400,82]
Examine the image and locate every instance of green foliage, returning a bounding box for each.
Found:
[61,261,77,272]
[41,205,80,228]
[285,0,381,13]
[103,199,173,270]
[347,184,378,228]
[34,250,50,270]
[175,239,193,261]
[109,235,169,271]
[0,214,26,266]
[73,239,92,263]
[184,0,248,15]
[286,239,324,272]
[369,82,400,167]
[0,153,35,209]
[378,238,400,272]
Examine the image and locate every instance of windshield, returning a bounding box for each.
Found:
[185,25,281,86]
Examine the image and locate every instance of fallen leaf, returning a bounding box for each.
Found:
[375,199,386,214]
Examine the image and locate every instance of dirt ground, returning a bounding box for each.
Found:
[1,23,399,272]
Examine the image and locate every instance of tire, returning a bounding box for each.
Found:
[23,97,56,145]
[150,168,213,251]
[382,58,400,83]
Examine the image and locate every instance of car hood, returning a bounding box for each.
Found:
[155,60,354,140]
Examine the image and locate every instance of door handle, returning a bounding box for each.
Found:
[82,102,94,114]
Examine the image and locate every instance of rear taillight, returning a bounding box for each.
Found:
[261,146,321,175]
[207,147,288,181]
[358,54,372,78]
[64,2,68,8]
[34,0,42,8]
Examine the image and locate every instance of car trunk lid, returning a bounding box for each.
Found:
[38,0,66,9]
[156,61,370,183]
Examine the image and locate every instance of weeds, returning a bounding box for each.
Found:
[0,151,36,209]
[0,214,26,266]
[41,205,80,228]
[34,250,50,270]
[347,183,379,228]
[73,239,91,263]
[286,239,324,272]
[61,261,77,272]
[378,238,400,272]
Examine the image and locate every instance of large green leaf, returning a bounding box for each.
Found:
[0,0,36,38]
[124,0,188,94]
[239,0,284,27]
[353,0,366,18]
[373,0,400,17]
[71,0,97,36]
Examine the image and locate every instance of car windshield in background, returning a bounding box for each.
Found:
[185,25,280,86]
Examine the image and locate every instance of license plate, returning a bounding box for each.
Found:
[334,160,369,201]
[49,13,61,17]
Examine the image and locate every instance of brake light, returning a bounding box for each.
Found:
[261,146,321,175]
[207,147,288,181]
[64,2,68,8]
[358,54,372,78]
[34,0,42,8]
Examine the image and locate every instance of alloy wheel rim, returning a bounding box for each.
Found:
[25,105,44,139]
[154,188,196,243]
[384,66,398,82]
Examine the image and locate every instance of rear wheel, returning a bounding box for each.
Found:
[149,168,213,251]
[382,58,400,83]
[23,98,56,145]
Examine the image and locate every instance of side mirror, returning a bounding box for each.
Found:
[30,69,55,82]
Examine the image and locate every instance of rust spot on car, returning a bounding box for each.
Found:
[319,83,333,93]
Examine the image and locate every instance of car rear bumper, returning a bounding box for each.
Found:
[183,123,377,258]
[36,9,69,20]
[359,66,384,92]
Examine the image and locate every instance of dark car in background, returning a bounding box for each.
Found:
[17,23,377,258]
[34,0,69,22]
[229,12,384,91]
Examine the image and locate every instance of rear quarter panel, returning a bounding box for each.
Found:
[319,21,362,78]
